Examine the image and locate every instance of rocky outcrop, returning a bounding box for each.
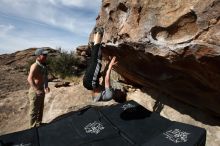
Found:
[0,47,59,68]
[54,81,70,88]
[76,45,90,58]
[93,0,220,116]
[75,45,91,68]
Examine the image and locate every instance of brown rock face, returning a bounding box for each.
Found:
[94,0,220,116]
[0,47,59,68]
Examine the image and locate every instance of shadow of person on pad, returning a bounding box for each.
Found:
[120,105,152,120]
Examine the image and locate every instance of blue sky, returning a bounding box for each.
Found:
[0,0,101,54]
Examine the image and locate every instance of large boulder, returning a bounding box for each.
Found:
[93,0,220,116]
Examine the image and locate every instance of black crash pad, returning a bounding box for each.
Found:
[0,128,39,146]
[0,100,206,146]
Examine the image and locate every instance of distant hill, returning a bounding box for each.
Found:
[0,47,60,68]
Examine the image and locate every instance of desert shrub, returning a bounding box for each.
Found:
[25,51,85,79]
[48,51,83,79]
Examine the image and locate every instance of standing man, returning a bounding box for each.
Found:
[27,48,50,127]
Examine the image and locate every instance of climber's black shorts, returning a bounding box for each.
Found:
[83,44,102,90]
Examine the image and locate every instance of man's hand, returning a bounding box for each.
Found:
[45,87,50,93]
[108,56,118,69]
[105,56,118,89]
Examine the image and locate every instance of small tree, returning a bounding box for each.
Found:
[48,51,81,79]
[25,51,85,80]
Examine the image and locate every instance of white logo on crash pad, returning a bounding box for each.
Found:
[121,103,135,110]
[163,129,190,143]
[84,121,104,134]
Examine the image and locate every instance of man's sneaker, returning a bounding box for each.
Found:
[93,27,97,34]
[94,26,104,35]
[97,27,104,35]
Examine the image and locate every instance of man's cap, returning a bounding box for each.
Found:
[34,48,48,56]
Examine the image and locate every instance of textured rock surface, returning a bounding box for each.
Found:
[0,47,59,68]
[76,45,90,57]
[93,0,220,116]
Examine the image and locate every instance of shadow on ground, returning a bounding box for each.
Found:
[141,87,220,126]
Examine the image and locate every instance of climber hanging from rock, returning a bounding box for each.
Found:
[83,27,117,102]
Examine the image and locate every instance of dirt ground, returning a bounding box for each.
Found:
[0,65,29,98]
